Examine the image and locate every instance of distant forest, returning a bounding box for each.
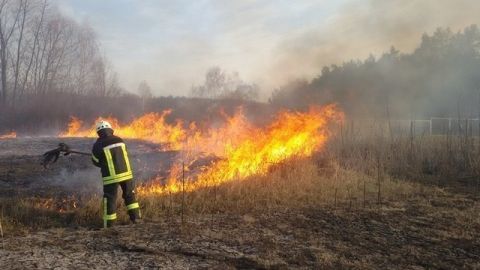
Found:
[270,25,480,119]
[1,0,479,133]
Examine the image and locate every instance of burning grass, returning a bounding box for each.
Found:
[2,104,348,232]
[67,156,427,228]
[0,105,448,233]
[60,111,187,150]
[141,158,427,216]
[0,155,427,232]
[136,105,343,195]
[1,113,479,268]
[0,131,16,139]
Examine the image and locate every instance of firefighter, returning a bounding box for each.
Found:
[91,120,141,228]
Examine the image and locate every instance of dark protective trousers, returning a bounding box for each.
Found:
[103,179,141,228]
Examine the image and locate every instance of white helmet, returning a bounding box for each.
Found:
[96,120,112,132]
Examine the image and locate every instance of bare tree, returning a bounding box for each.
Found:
[20,0,47,99]
[0,0,21,104]
[0,0,121,126]
[11,0,28,105]
[191,67,259,101]
[138,80,152,99]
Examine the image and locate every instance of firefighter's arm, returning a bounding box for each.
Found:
[92,144,101,167]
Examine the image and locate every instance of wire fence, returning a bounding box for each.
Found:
[390,118,480,136]
[339,117,480,138]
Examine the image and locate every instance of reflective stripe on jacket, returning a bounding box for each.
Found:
[92,132,133,185]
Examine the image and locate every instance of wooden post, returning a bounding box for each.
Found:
[377,157,382,206]
[0,208,4,249]
[334,188,337,208]
[429,119,432,135]
[363,179,366,208]
[181,161,185,226]
[169,191,173,217]
[349,189,352,210]
[409,120,414,161]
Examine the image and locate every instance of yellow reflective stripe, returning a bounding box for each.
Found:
[103,174,133,185]
[103,148,115,177]
[105,213,117,220]
[103,175,132,185]
[103,197,117,229]
[103,198,107,228]
[102,143,132,182]
[92,154,99,163]
[127,202,139,210]
[104,142,124,149]
[103,198,117,229]
[102,171,132,181]
[121,144,132,173]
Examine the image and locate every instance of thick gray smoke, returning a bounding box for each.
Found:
[53,0,480,98]
[266,0,480,119]
[268,0,480,88]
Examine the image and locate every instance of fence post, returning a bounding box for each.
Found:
[181,161,185,226]
[430,119,432,135]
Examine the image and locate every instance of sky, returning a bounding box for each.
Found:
[57,0,480,99]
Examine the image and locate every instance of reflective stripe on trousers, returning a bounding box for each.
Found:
[103,197,117,228]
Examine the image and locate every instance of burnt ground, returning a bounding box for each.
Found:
[0,137,213,199]
[0,138,479,269]
[1,198,479,269]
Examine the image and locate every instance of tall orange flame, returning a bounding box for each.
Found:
[60,105,343,195]
[137,104,343,195]
[60,111,187,150]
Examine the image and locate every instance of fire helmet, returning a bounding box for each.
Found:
[96,120,113,132]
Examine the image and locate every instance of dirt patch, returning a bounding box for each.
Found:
[1,194,479,269]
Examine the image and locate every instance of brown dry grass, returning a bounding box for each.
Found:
[68,156,431,227]
[1,125,479,268]
[66,122,480,231]
[1,153,440,233]
[1,125,477,233]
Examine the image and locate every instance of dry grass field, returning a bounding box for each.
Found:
[0,132,479,269]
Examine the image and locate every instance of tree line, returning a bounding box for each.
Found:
[190,66,259,101]
[2,1,479,132]
[269,25,480,119]
[0,0,120,108]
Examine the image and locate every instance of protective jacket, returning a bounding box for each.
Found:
[92,131,133,185]
[92,128,140,228]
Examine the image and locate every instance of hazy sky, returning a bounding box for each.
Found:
[57,0,480,99]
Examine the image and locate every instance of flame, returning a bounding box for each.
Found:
[0,131,16,139]
[33,196,78,213]
[137,104,343,195]
[60,108,255,154]
[59,105,343,195]
[0,105,341,214]
[60,111,187,150]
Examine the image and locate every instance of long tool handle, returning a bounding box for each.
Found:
[68,150,91,156]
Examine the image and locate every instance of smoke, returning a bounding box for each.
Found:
[55,0,480,98]
[52,167,101,195]
[45,145,202,195]
[266,0,480,90]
